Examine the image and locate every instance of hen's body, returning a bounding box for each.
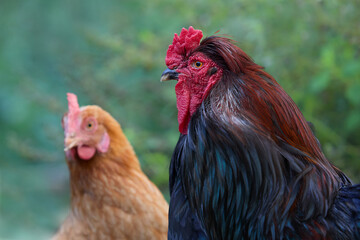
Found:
[162,27,360,240]
[53,102,168,240]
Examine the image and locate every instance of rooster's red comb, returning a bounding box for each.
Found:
[165,26,203,69]
[67,93,80,133]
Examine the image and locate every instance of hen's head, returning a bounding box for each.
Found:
[62,93,110,161]
[161,26,257,134]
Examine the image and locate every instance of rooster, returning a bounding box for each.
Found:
[161,27,360,240]
[52,93,168,240]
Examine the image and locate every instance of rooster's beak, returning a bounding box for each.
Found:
[160,68,179,82]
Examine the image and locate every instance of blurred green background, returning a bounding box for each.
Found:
[0,0,359,239]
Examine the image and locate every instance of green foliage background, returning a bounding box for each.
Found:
[0,0,359,239]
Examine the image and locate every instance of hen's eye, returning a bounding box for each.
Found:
[86,120,95,130]
[193,61,203,68]
[83,117,97,132]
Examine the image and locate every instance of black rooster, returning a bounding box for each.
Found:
[161,26,360,240]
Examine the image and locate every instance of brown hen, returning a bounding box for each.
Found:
[52,93,168,240]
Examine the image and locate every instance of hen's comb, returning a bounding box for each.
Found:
[67,93,80,133]
[165,26,203,69]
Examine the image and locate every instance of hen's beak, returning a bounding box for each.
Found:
[160,68,179,82]
[64,135,81,151]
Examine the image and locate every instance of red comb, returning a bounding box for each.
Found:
[67,93,80,133]
[165,26,203,69]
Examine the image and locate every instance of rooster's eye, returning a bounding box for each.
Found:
[192,61,203,68]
